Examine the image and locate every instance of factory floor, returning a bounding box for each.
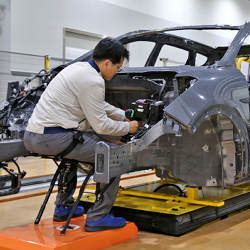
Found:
[1,158,250,250]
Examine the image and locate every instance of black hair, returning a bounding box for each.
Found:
[93,37,129,64]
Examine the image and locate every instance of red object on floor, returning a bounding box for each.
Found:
[0,215,138,250]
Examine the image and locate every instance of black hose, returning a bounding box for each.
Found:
[153,183,185,197]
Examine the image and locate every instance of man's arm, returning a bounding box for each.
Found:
[74,78,129,136]
[104,102,125,121]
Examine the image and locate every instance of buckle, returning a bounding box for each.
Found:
[73,131,84,144]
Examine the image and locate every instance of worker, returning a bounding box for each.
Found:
[23,37,139,232]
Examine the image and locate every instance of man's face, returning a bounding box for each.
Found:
[101,57,124,81]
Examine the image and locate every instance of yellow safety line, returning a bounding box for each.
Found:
[120,190,224,207]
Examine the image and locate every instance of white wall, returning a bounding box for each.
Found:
[0,0,10,51]
[102,0,250,40]
[101,0,250,25]
[0,0,10,102]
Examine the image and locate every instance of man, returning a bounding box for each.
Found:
[24,37,139,232]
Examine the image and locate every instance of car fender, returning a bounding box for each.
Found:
[164,66,248,131]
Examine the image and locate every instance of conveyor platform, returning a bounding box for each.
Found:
[80,180,250,236]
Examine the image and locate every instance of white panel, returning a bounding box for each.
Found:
[64,29,103,60]
[65,31,102,50]
[65,47,89,60]
[241,61,249,80]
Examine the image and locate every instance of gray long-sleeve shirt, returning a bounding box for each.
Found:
[26,62,130,136]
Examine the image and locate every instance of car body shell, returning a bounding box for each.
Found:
[0,23,250,191]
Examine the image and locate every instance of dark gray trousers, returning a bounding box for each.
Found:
[24,130,120,221]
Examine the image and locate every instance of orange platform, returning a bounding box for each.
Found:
[0,215,138,250]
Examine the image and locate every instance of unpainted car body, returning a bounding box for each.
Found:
[0,23,250,195]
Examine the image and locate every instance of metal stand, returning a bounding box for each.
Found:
[34,159,62,224]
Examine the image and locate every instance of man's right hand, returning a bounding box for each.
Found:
[128,121,139,134]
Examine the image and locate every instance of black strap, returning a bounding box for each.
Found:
[56,131,84,160]
[57,160,78,201]
[95,177,116,201]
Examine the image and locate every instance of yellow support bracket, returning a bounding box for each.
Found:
[185,185,198,199]
[119,189,224,207]
[236,56,249,70]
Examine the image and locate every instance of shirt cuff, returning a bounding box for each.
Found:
[121,110,126,121]
[127,122,130,133]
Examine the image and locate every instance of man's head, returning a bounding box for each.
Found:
[93,37,129,80]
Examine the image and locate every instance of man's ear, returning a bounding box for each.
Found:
[103,59,112,67]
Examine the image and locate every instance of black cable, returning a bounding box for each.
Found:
[153,183,185,197]
[158,79,167,101]
[12,159,21,173]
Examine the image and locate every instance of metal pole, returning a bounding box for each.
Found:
[45,55,50,72]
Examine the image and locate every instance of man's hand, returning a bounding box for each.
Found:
[129,121,139,134]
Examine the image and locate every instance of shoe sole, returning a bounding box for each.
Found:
[53,212,84,222]
[84,224,126,232]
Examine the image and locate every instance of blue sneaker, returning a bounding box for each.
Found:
[84,214,126,232]
[53,205,84,222]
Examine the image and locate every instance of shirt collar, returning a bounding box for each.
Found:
[88,59,100,73]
